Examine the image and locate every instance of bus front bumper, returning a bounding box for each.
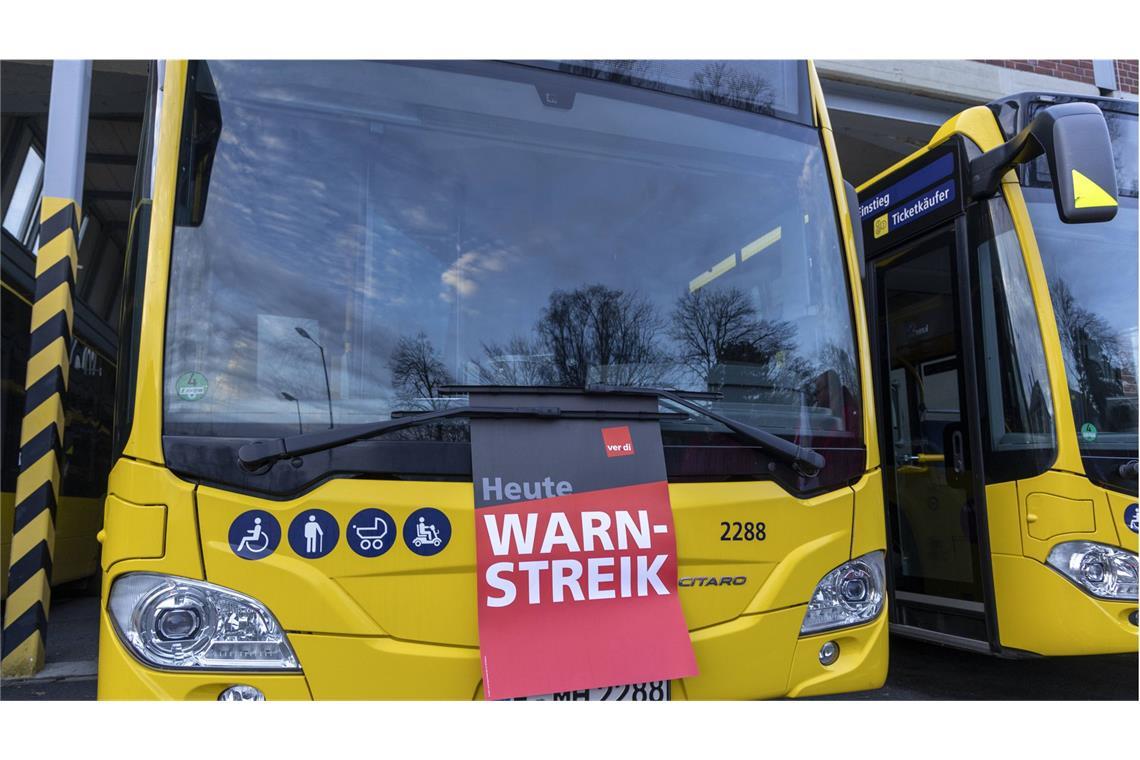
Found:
[992,554,1139,656]
[96,603,888,700]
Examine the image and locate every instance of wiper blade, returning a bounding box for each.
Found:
[438,384,723,401]
[588,384,827,477]
[237,404,686,472]
[443,383,825,476]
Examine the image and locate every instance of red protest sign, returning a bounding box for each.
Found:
[470,391,697,700]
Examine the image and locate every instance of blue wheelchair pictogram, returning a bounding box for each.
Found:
[288,509,339,559]
[403,507,451,556]
[1125,504,1138,534]
[347,508,397,557]
[228,510,281,560]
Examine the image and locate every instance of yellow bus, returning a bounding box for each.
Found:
[97,59,887,700]
[857,93,1138,655]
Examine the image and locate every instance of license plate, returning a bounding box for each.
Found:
[516,681,671,701]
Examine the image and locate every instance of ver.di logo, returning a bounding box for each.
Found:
[601,426,635,458]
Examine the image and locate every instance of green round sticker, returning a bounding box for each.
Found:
[1080,422,1098,442]
[176,372,208,402]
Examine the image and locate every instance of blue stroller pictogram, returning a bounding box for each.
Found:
[353,516,389,551]
[347,508,397,557]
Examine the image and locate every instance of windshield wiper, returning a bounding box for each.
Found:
[238,386,825,477]
[587,385,827,477]
[237,404,686,472]
[441,384,826,476]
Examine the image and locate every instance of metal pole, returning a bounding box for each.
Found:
[317,344,334,429]
[2,60,91,678]
[295,327,334,429]
[281,391,303,434]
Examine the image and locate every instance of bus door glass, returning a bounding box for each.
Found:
[873,223,992,646]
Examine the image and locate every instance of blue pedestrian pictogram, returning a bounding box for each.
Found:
[403,507,451,556]
[347,508,397,557]
[288,509,339,559]
[1125,504,1138,534]
[228,510,281,560]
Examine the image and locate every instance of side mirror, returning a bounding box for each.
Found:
[969,102,1118,224]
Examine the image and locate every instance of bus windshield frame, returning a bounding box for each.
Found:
[160,60,866,497]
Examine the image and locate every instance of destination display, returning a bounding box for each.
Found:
[858,139,968,256]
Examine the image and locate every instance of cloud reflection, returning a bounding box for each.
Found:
[164,61,861,441]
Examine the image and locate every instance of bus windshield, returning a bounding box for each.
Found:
[163,60,862,464]
[1031,108,1138,466]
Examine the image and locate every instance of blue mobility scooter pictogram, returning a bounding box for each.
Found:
[403,507,451,556]
[414,518,441,548]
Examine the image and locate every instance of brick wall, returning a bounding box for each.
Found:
[977,60,1137,94]
[1116,60,1139,95]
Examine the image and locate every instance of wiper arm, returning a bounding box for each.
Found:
[588,385,827,477]
[237,404,686,472]
[437,384,723,401]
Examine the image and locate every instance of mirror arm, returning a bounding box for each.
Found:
[967,101,1117,226]
[968,130,1043,200]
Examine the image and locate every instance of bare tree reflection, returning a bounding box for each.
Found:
[1052,278,1136,430]
[1104,114,1138,197]
[689,62,774,115]
[670,287,808,394]
[474,335,556,386]
[389,331,453,410]
[557,61,775,115]
[672,288,767,378]
[536,284,665,386]
[801,342,861,433]
[562,60,658,87]
[814,340,859,394]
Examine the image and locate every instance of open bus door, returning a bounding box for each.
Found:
[871,220,1000,649]
[858,103,1123,654]
[862,140,998,650]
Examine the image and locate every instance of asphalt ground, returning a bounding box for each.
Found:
[1,588,99,701]
[836,635,1137,700]
[2,593,1136,701]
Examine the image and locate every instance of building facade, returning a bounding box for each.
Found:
[819,59,1139,184]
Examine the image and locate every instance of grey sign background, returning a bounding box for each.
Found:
[469,390,667,508]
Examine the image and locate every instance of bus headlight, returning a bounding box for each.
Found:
[108,573,300,670]
[800,551,886,635]
[1046,542,1138,601]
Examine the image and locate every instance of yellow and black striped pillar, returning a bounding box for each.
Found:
[1,199,80,677]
